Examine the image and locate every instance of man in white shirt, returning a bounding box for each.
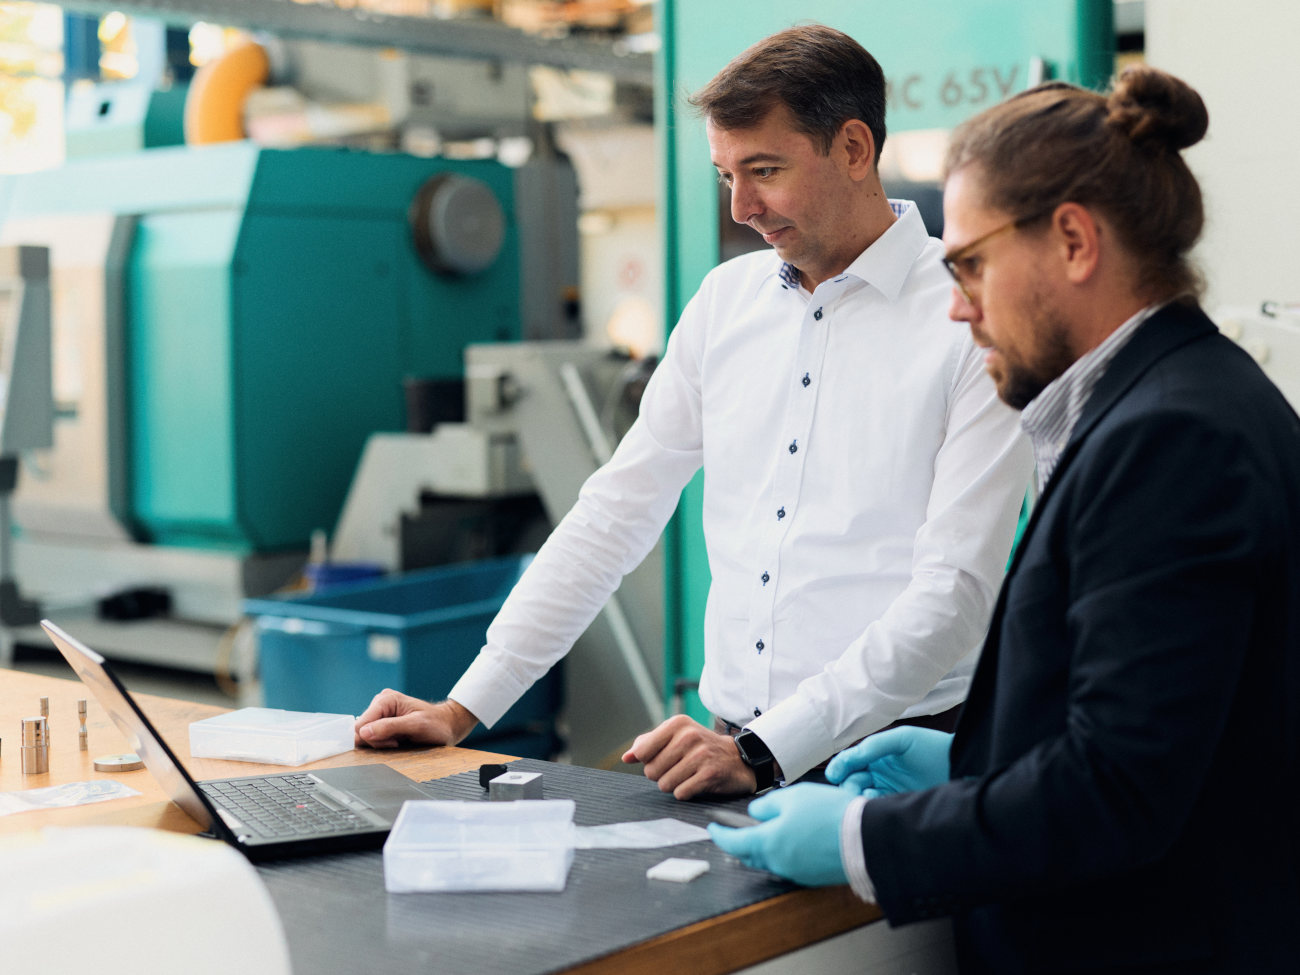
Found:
[354,24,1032,799]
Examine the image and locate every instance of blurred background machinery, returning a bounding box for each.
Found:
[0,141,579,651]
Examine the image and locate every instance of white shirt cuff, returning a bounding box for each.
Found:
[840,796,878,904]
[745,696,836,784]
[447,652,529,729]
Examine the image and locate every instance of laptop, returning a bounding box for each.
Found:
[42,619,437,861]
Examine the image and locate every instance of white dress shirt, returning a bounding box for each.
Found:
[449,201,1034,781]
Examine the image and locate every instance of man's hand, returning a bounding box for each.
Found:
[621,714,758,800]
[825,726,953,798]
[353,690,478,749]
[707,783,852,886]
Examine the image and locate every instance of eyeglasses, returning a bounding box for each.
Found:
[942,213,1046,304]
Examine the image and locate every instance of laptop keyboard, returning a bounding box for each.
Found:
[200,773,369,839]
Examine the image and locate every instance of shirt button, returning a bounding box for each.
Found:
[813,307,823,321]
[776,507,785,520]
[753,707,762,717]
[761,571,770,585]
[802,373,811,387]
[788,440,797,454]
[756,639,764,652]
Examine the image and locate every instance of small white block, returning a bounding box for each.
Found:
[646,857,710,883]
[488,770,544,800]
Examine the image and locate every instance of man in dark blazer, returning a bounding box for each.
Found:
[710,67,1300,973]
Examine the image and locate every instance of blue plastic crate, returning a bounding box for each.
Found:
[244,555,560,756]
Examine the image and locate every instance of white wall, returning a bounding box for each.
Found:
[1145,0,1300,309]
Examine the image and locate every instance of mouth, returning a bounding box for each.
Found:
[756,225,791,244]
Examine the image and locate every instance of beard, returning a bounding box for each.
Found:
[982,276,1076,410]
[990,286,1077,411]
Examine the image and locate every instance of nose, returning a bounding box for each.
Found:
[729,177,760,226]
[948,283,977,324]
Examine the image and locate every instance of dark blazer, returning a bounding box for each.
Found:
[860,301,1300,973]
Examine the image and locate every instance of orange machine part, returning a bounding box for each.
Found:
[184,42,270,144]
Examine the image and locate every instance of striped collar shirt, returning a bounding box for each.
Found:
[1020,303,1164,490]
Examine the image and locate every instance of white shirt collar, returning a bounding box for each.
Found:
[775,200,929,301]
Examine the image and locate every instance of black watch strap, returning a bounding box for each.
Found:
[733,729,777,792]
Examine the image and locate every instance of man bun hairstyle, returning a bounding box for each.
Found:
[1105,65,1208,153]
[945,65,1208,301]
[689,24,887,163]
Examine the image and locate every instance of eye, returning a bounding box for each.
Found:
[716,171,734,187]
[955,254,983,278]
[753,167,777,179]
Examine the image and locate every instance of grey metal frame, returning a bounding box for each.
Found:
[58,0,653,85]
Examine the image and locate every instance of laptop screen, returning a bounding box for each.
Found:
[41,620,219,833]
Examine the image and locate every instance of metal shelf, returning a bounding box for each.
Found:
[57,0,653,84]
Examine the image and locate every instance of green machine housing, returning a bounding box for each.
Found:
[0,143,560,555]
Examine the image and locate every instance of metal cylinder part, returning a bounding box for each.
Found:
[21,716,49,775]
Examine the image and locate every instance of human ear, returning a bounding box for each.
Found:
[1053,202,1101,284]
[839,119,876,178]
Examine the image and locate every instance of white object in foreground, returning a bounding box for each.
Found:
[0,826,290,974]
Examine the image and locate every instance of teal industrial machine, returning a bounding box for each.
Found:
[0,140,576,668]
[656,0,1115,721]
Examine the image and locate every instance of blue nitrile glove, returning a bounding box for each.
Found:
[707,783,853,886]
[826,726,953,798]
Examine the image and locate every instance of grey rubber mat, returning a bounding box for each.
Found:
[255,758,795,974]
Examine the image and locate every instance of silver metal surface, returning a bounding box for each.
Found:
[0,245,54,457]
[93,752,144,772]
[487,770,543,800]
[0,214,136,545]
[21,715,49,774]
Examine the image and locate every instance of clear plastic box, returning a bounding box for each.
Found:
[188,707,355,766]
[383,799,576,893]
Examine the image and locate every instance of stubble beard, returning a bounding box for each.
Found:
[997,291,1077,411]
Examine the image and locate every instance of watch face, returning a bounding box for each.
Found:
[736,730,773,766]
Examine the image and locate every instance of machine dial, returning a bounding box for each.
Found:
[409,173,506,276]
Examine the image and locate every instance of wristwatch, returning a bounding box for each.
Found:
[733,728,777,793]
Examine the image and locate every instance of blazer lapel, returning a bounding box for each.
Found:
[953,302,1218,761]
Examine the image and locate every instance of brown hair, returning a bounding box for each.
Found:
[944,65,1209,300]
[689,24,887,163]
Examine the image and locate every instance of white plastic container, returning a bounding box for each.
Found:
[188,707,354,766]
[383,799,576,893]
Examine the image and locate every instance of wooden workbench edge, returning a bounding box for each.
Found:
[563,884,882,975]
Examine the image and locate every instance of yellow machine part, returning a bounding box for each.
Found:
[184,42,270,144]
